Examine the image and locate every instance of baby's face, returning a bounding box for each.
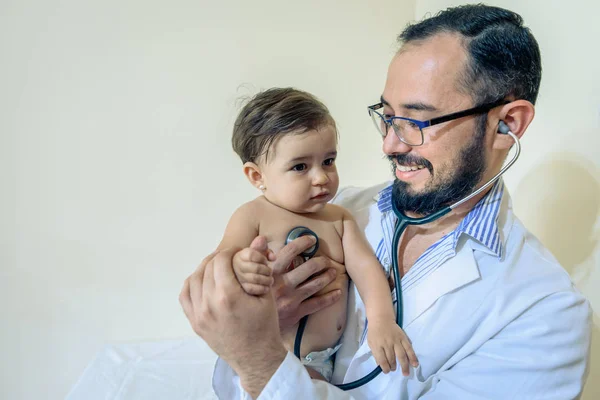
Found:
[259,125,339,213]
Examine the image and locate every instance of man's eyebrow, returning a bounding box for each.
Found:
[380,95,438,112]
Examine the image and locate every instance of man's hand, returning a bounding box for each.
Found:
[269,235,344,333]
[179,247,286,398]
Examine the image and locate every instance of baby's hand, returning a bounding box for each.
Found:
[367,319,418,376]
[232,247,274,295]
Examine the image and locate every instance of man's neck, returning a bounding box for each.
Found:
[399,187,491,275]
[402,182,493,235]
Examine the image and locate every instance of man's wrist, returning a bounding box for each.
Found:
[236,345,288,399]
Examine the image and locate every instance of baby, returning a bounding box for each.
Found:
[216,87,418,381]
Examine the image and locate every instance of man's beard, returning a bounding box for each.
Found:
[390,129,487,216]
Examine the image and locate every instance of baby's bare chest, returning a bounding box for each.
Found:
[258,206,345,265]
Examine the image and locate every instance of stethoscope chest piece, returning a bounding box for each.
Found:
[285,226,319,259]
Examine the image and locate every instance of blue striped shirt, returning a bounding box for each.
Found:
[361,181,505,344]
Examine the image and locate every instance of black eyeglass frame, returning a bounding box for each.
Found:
[367,99,509,146]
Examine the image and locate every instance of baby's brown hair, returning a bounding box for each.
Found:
[232,87,336,163]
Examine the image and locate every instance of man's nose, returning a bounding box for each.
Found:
[382,127,413,156]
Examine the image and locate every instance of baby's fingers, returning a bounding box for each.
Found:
[235,248,269,265]
[403,339,419,368]
[240,272,274,287]
[372,347,392,374]
[384,346,397,372]
[241,282,270,295]
[394,343,410,376]
[238,261,272,277]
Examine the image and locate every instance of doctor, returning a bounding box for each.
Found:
[180,4,591,399]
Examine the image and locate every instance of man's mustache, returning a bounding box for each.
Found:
[388,154,434,175]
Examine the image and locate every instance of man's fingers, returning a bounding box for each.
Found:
[179,277,193,319]
[202,255,216,300]
[212,250,240,293]
[189,261,207,301]
[283,257,333,289]
[188,263,207,332]
[272,235,318,275]
[295,267,337,298]
[200,250,220,269]
[297,289,342,317]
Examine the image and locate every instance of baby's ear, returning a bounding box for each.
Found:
[243,162,264,190]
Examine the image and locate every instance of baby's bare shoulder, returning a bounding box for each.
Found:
[232,196,271,221]
[323,203,353,221]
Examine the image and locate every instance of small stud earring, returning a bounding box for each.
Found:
[259,185,265,191]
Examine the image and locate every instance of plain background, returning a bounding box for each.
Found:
[2,0,598,399]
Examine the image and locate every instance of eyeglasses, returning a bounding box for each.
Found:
[367,99,509,146]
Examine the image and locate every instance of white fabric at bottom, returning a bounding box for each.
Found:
[66,338,217,400]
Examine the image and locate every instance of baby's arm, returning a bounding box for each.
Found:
[217,203,273,295]
[340,207,418,375]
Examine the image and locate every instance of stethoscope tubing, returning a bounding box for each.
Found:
[293,131,520,390]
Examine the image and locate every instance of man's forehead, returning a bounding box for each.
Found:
[384,34,470,110]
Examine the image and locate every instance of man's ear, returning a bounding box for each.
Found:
[493,99,535,150]
[243,162,265,190]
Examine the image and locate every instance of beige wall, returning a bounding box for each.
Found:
[4,0,597,399]
[414,0,600,397]
[1,0,415,399]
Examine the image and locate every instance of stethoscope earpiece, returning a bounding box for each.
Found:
[498,120,510,134]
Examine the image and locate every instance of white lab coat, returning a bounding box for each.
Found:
[213,183,592,399]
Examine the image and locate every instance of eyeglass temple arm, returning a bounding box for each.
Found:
[428,100,509,127]
[367,103,384,114]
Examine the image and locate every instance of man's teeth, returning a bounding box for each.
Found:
[397,164,426,172]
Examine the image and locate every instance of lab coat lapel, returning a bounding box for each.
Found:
[401,239,481,328]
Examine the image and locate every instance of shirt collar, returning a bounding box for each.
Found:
[375,180,505,258]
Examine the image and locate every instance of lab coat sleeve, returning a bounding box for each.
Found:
[419,290,592,400]
[213,352,356,399]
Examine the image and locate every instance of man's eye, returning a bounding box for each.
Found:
[407,120,420,129]
[292,164,307,171]
[323,158,335,166]
[383,114,394,119]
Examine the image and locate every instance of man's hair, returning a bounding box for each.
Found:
[399,4,542,105]
[232,87,336,163]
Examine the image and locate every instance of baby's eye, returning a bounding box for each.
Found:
[291,163,307,172]
[323,158,336,166]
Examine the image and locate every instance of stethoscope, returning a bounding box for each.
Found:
[286,122,520,390]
